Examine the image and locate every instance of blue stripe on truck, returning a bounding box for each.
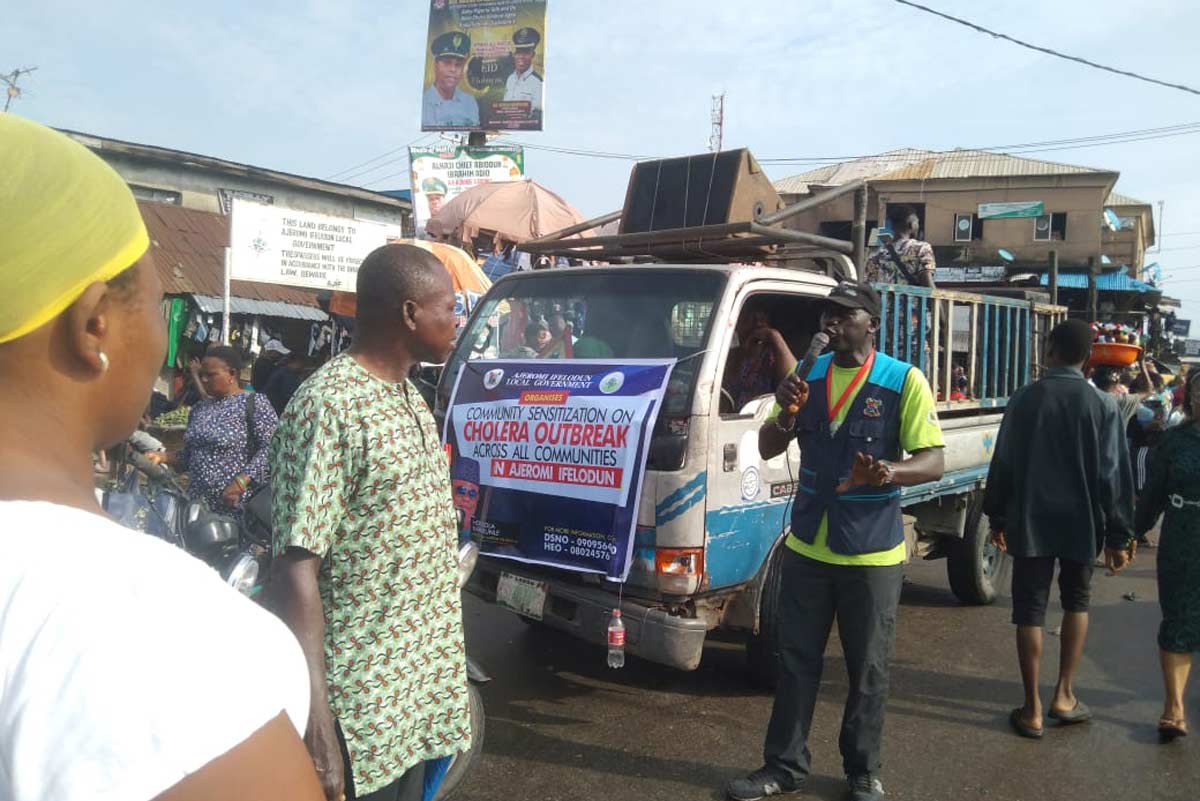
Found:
[656,471,707,524]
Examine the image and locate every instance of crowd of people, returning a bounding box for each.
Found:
[3,114,1198,801]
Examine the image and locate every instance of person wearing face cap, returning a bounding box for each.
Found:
[0,115,321,800]
[503,26,543,111]
[422,30,480,128]
[728,282,945,801]
[253,337,292,391]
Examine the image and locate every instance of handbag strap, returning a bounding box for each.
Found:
[244,392,258,464]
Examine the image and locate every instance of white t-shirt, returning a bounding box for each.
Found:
[0,501,311,801]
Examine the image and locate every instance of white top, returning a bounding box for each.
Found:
[422,84,480,127]
[503,69,543,110]
[0,501,310,801]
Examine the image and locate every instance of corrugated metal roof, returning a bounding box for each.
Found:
[140,201,323,309]
[191,295,328,321]
[63,129,410,211]
[1105,190,1149,207]
[775,148,1111,193]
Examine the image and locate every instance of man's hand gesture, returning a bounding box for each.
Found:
[836,452,893,493]
[991,529,1007,552]
[1105,544,1136,575]
[775,373,809,417]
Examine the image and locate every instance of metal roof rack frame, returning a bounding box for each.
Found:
[520,180,868,280]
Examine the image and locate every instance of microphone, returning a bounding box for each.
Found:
[787,332,830,414]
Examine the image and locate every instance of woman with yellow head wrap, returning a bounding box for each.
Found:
[0,116,322,801]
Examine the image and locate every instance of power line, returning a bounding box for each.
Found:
[892,0,1200,97]
[325,132,438,181]
[501,120,1200,165]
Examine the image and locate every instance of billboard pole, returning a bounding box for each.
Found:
[222,246,232,345]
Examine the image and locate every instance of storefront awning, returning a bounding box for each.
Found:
[190,294,328,321]
[1038,272,1160,293]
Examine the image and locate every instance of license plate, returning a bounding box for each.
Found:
[496,572,548,620]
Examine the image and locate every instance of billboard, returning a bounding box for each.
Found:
[421,0,548,132]
[228,198,402,292]
[410,145,524,235]
[1170,319,1191,337]
[977,201,1045,219]
[444,359,674,581]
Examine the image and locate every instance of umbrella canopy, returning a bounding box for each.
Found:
[329,239,491,317]
[425,178,591,244]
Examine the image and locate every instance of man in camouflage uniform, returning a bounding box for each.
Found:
[864,205,936,288]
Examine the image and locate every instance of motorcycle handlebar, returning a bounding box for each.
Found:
[128,450,189,496]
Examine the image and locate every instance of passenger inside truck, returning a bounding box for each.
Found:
[719,293,824,416]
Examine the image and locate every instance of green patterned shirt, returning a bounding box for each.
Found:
[271,353,470,793]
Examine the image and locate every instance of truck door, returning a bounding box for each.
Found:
[706,288,823,591]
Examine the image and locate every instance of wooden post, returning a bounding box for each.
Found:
[1087,256,1098,322]
[851,184,868,275]
[1048,250,1059,307]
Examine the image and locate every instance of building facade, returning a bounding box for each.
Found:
[775,148,1155,278]
[60,129,413,232]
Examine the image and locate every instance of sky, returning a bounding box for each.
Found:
[9,0,1200,320]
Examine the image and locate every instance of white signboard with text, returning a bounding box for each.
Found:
[229,198,403,292]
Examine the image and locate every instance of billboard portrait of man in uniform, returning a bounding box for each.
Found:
[422,177,449,217]
[422,30,480,129]
[503,27,543,112]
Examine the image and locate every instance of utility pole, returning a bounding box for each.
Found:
[2,67,37,112]
[708,92,725,153]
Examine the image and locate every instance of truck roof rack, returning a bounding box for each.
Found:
[520,150,867,277]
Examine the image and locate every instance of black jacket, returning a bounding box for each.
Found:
[983,367,1134,562]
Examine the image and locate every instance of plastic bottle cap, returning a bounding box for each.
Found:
[612,609,621,618]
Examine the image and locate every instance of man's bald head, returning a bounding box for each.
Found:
[354,243,457,365]
[356,244,451,324]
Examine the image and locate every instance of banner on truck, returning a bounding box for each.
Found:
[421,0,548,132]
[410,145,524,235]
[229,198,402,292]
[444,359,674,581]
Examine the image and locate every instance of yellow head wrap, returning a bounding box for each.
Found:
[0,115,149,343]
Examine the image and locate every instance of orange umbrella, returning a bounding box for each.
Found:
[329,239,491,317]
[425,178,591,244]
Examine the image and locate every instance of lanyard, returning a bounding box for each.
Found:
[827,350,876,422]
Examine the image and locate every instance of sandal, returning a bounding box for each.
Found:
[1009,708,1044,739]
[1158,717,1189,742]
[1048,701,1092,725]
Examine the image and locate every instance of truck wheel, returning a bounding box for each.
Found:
[745,543,786,690]
[946,497,1007,605]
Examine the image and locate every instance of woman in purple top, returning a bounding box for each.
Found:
[150,347,277,512]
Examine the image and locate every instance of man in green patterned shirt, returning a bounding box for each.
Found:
[271,244,468,801]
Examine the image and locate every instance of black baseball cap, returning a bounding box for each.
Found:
[824,281,881,317]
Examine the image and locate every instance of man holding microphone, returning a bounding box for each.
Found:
[727,282,945,801]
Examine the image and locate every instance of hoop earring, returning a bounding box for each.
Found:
[98,352,110,373]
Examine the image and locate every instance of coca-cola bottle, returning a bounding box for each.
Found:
[607,608,625,668]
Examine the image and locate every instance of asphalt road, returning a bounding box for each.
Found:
[455,548,1198,801]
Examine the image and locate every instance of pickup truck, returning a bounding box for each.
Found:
[434,257,1066,683]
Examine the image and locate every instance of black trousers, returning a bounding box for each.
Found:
[763,549,904,781]
[337,721,426,801]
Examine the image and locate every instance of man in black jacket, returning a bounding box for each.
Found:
[984,318,1136,739]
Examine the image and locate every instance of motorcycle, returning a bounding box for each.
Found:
[437,539,488,800]
[102,444,269,597]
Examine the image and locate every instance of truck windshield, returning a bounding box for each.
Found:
[439,270,727,469]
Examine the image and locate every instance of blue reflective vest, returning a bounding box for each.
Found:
[790,351,911,556]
